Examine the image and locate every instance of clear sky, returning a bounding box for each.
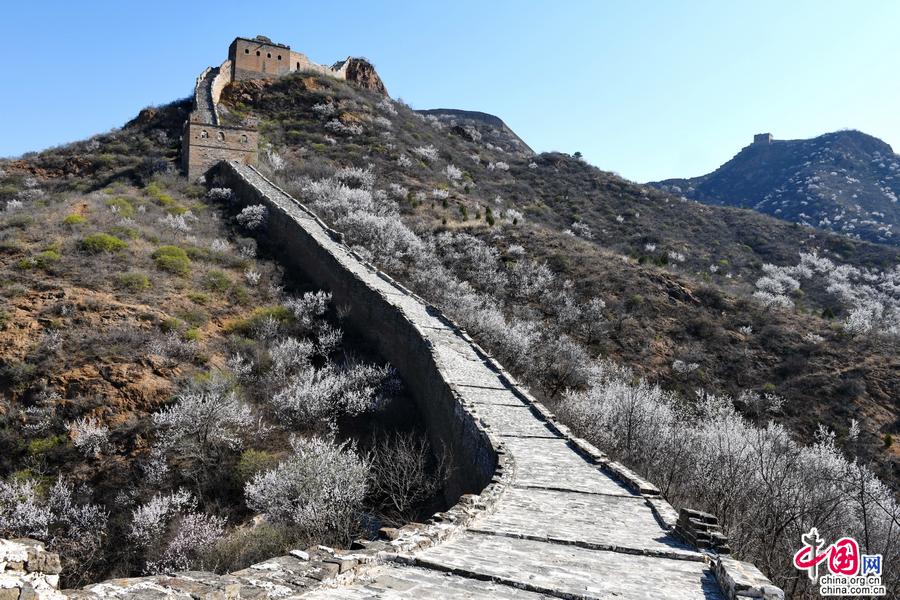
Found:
[1,0,898,182]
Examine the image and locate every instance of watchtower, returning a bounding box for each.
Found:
[182,122,259,180]
[753,133,774,145]
[228,35,292,81]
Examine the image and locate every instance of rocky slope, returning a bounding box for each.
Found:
[216,73,900,486]
[653,130,900,246]
[0,104,441,585]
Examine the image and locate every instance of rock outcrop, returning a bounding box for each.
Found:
[332,58,387,95]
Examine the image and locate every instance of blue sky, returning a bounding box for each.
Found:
[1,1,898,182]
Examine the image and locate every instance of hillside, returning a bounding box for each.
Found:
[207,73,900,490]
[0,110,448,584]
[2,63,899,596]
[653,130,900,246]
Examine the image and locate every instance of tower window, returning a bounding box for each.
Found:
[216,131,225,141]
[267,52,272,58]
[244,48,249,54]
[256,50,260,56]
[240,134,249,145]
[200,130,209,139]
[277,55,282,60]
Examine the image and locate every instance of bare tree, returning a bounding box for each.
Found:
[368,431,451,525]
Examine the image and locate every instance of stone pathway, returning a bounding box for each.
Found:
[222,165,729,599]
[190,66,219,126]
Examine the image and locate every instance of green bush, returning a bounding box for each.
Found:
[80,233,128,254]
[33,249,61,269]
[183,327,202,342]
[62,214,87,226]
[236,449,281,483]
[184,245,212,261]
[0,309,8,329]
[230,284,251,305]
[16,249,60,271]
[202,523,297,575]
[152,245,190,276]
[105,197,135,217]
[202,270,231,292]
[178,309,208,327]
[1,361,38,391]
[116,272,151,292]
[161,317,181,332]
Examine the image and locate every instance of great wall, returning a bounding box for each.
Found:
[0,36,785,599]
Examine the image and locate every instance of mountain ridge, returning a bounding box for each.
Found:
[652,129,900,246]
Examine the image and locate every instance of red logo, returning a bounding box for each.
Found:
[793,528,860,581]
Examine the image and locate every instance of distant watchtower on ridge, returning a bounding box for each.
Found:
[753,132,774,145]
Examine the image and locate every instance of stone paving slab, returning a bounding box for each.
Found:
[300,565,553,599]
[468,403,557,438]
[455,385,529,407]
[416,533,725,600]
[500,436,629,495]
[471,487,698,557]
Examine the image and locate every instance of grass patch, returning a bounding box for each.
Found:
[146,182,187,215]
[108,225,140,240]
[223,305,293,335]
[27,434,66,455]
[62,214,87,226]
[187,291,210,305]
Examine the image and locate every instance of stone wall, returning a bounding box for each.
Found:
[209,59,233,108]
[0,539,64,600]
[208,161,498,498]
[290,50,335,78]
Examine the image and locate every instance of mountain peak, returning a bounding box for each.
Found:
[653,130,900,245]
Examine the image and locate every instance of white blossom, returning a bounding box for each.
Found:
[236,204,268,230]
[245,436,368,535]
[68,417,110,457]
